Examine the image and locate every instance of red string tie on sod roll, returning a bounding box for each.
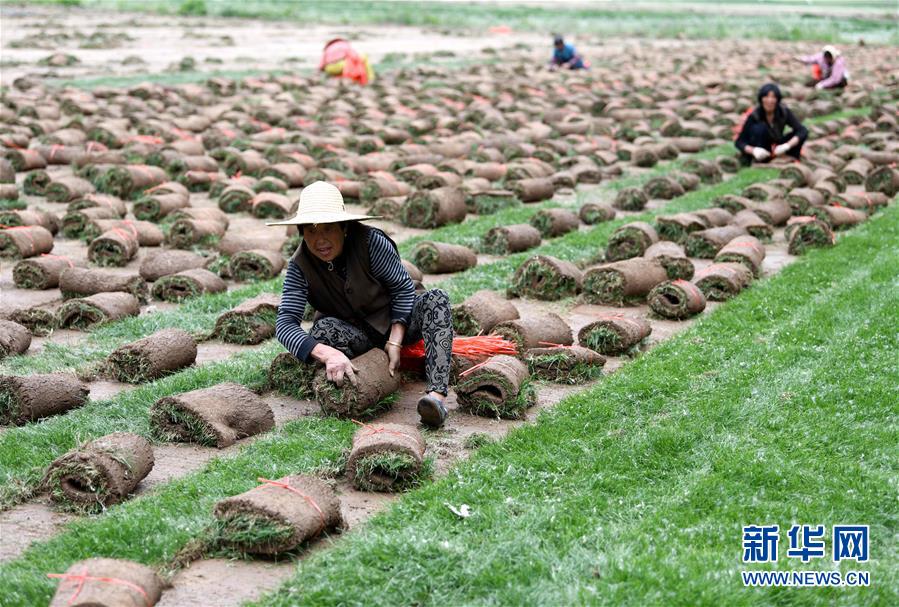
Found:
[351,419,422,446]
[133,166,159,185]
[538,341,574,349]
[41,253,74,268]
[49,144,64,161]
[128,135,164,146]
[85,141,108,153]
[250,117,272,131]
[0,225,36,254]
[46,566,152,607]
[111,227,137,244]
[257,477,327,535]
[671,279,704,299]
[458,358,522,378]
[120,220,140,239]
[1,138,23,149]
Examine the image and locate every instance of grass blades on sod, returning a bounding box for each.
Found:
[245,202,899,607]
[0,417,353,606]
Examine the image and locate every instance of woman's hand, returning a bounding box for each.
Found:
[312,344,358,387]
[385,342,402,377]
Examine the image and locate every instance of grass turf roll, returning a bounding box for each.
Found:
[509,177,555,203]
[133,192,190,220]
[96,164,167,199]
[212,475,342,555]
[44,432,154,512]
[0,319,32,360]
[455,354,536,419]
[150,382,274,447]
[0,184,21,204]
[251,192,295,219]
[529,208,580,238]
[8,149,47,171]
[613,187,649,211]
[0,372,89,425]
[692,262,753,301]
[360,176,411,202]
[60,267,149,302]
[139,249,209,282]
[714,194,754,214]
[839,157,873,185]
[166,218,226,248]
[106,328,197,383]
[751,198,792,226]
[263,162,307,187]
[493,312,572,352]
[481,223,541,254]
[583,258,668,305]
[715,235,767,276]
[23,169,51,195]
[168,206,230,228]
[411,241,477,274]
[468,190,519,215]
[508,254,583,300]
[809,205,867,230]
[84,219,163,246]
[8,306,57,337]
[605,221,659,261]
[655,212,706,243]
[12,254,75,289]
[268,351,319,399]
[643,241,694,280]
[313,348,400,419]
[577,315,652,356]
[62,206,120,238]
[347,422,428,492]
[401,186,467,228]
[681,158,722,184]
[691,208,733,227]
[830,191,889,213]
[152,268,226,302]
[780,163,814,187]
[579,202,616,224]
[524,345,605,384]
[48,558,163,607]
[57,292,141,330]
[786,217,835,255]
[743,182,786,201]
[214,293,280,345]
[864,166,899,197]
[648,279,707,320]
[45,176,95,202]
[228,248,285,281]
[785,187,825,215]
[88,228,140,267]
[684,225,748,258]
[0,225,54,259]
[452,290,519,336]
[218,183,256,212]
[732,210,774,241]
[643,175,684,200]
[0,209,60,234]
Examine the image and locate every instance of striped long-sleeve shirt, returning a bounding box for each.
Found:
[275,229,415,362]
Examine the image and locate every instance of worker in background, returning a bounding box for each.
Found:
[319,38,374,85]
[734,83,809,166]
[795,45,849,90]
[549,35,587,70]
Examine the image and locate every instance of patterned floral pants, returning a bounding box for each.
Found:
[309,289,453,395]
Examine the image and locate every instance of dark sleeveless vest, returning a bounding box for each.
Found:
[292,223,396,337]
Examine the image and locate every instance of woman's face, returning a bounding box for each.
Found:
[303,223,345,262]
[761,91,778,113]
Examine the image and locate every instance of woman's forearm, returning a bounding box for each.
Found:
[388,322,406,345]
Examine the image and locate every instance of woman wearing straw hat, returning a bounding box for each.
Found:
[271,181,452,428]
[795,45,849,90]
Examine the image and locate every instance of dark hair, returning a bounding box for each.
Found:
[757,83,782,105]
[553,35,564,45]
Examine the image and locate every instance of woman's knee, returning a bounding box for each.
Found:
[309,317,340,342]
[422,288,450,308]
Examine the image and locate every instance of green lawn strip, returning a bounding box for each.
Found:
[0,341,284,508]
[245,203,899,607]
[437,167,777,301]
[0,416,353,607]
[806,106,872,125]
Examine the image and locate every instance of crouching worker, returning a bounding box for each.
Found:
[319,38,374,85]
[735,83,808,166]
[272,182,453,428]
[796,45,849,90]
[549,35,587,70]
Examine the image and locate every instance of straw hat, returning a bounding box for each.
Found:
[822,45,841,58]
[266,181,379,226]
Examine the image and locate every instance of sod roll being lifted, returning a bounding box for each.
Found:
[693,262,753,300]
[44,432,154,512]
[313,348,400,419]
[152,268,226,301]
[481,224,541,254]
[508,254,583,300]
[58,292,141,330]
[12,254,75,289]
[524,345,605,384]
[401,186,467,228]
[213,475,342,555]
[493,312,572,352]
[0,372,89,425]
[455,354,536,419]
[60,267,148,303]
[411,241,477,274]
[583,258,668,305]
[648,279,707,320]
[578,314,652,356]
[47,557,164,607]
[643,241,694,280]
[150,382,274,447]
[605,222,659,261]
[106,329,197,383]
[268,352,319,399]
[0,319,32,360]
[214,293,280,345]
[347,422,427,492]
[452,290,519,336]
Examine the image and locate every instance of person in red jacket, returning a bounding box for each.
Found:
[319,38,374,85]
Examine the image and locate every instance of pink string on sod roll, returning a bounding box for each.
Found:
[256,477,327,535]
[46,566,152,607]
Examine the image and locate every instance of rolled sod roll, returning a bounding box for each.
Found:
[166,218,226,248]
[780,163,814,188]
[347,422,427,492]
[85,219,164,246]
[452,290,519,336]
[23,170,52,195]
[605,222,659,261]
[481,224,541,254]
[466,161,507,181]
[0,319,32,360]
[751,198,792,226]
[493,312,573,352]
[214,293,280,345]
[809,205,867,230]
[268,351,319,399]
[107,329,197,383]
[648,279,707,320]
[63,206,120,237]
[219,232,286,256]
[418,170,464,189]
[578,315,652,355]
[692,208,734,228]
[401,186,467,228]
[839,157,873,185]
[631,146,658,168]
[69,193,128,216]
[411,241,477,274]
[455,354,536,419]
[401,259,423,282]
[219,183,256,212]
[0,209,60,234]
[88,228,140,267]
[786,217,835,255]
[262,163,307,187]
[508,255,583,300]
[151,382,274,447]
[133,192,190,221]
[8,305,58,337]
[643,176,685,200]
[0,226,54,259]
[360,176,411,202]
[0,372,89,424]
[213,474,342,555]
[693,262,753,301]
[13,254,75,289]
[524,345,605,383]
[829,191,889,213]
[152,268,226,302]
[58,292,141,330]
[613,186,649,211]
[96,164,168,198]
[224,150,269,177]
[655,212,706,243]
[45,177,95,202]
[529,208,580,238]
[0,157,14,182]
[509,177,555,203]
[644,241,694,280]
[681,158,722,184]
[467,189,519,215]
[785,188,826,215]
[717,155,742,173]
[714,194,754,214]
[864,166,899,197]
[139,249,209,282]
[143,181,190,198]
[684,225,748,258]
[579,202,615,225]
[47,558,164,607]
[742,182,785,201]
[168,207,229,228]
[583,258,668,305]
[715,235,767,277]
[314,348,400,419]
[0,183,20,202]
[44,432,154,512]
[227,248,285,281]
[7,148,47,171]
[813,180,838,201]
[733,210,774,241]
[550,171,576,189]
[251,192,295,219]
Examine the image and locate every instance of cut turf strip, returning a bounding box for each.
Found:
[313,349,400,419]
[454,355,536,419]
[106,329,198,383]
[347,423,428,493]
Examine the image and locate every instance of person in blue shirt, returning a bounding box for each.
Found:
[549,35,586,70]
